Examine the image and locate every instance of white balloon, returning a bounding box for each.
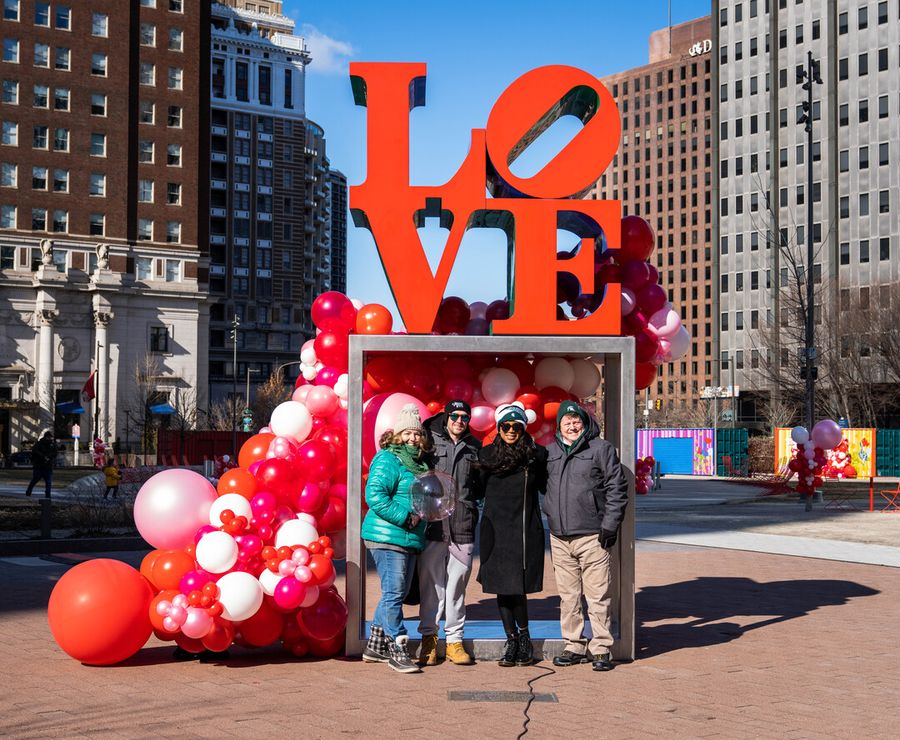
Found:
[667,325,691,362]
[209,493,252,527]
[300,345,317,365]
[481,368,520,406]
[217,571,264,621]
[195,530,239,574]
[350,297,364,310]
[790,426,810,445]
[569,359,601,399]
[275,517,319,549]
[300,584,320,608]
[334,373,349,400]
[258,567,282,596]
[269,400,313,443]
[534,357,575,391]
[301,365,318,381]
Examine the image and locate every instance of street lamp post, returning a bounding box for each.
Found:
[230,314,240,456]
[797,52,822,432]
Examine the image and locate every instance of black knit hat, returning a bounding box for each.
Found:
[444,399,472,416]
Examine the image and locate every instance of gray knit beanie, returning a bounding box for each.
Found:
[394,403,424,434]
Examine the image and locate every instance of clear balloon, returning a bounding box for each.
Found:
[410,471,458,522]
[481,367,520,406]
[534,357,575,392]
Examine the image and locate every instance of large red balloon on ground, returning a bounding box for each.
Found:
[48,559,153,665]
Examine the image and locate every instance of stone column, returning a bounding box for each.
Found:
[36,309,57,428]
[94,311,113,442]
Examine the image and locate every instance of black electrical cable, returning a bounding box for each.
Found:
[516,665,556,739]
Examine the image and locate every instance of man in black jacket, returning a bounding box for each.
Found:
[417,400,483,666]
[543,400,628,671]
[26,431,57,498]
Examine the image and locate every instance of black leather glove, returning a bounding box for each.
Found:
[599,529,618,549]
[403,513,421,531]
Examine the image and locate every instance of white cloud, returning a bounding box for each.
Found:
[300,23,355,74]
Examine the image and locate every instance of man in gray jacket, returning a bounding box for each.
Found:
[543,400,628,671]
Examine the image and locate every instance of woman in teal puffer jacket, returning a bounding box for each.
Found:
[361,404,430,673]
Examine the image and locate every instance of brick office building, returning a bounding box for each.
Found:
[590,17,714,422]
[0,0,209,457]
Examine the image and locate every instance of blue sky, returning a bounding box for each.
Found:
[285,0,711,323]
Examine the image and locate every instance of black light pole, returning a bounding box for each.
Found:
[230,314,240,456]
[797,52,822,432]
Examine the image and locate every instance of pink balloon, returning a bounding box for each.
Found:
[292,385,312,403]
[362,393,429,466]
[315,366,341,388]
[469,405,496,433]
[811,419,843,450]
[248,460,264,476]
[481,368,520,406]
[250,491,277,519]
[267,436,298,460]
[295,482,327,514]
[193,524,217,544]
[134,470,218,550]
[181,607,213,639]
[621,287,636,316]
[273,577,307,610]
[647,304,682,339]
[667,325,691,361]
[305,386,340,418]
[179,569,215,594]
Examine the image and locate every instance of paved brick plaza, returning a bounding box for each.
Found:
[1,543,897,739]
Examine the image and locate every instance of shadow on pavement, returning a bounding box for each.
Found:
[636,576,879,658]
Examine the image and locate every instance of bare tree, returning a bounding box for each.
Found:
[120,354,164,455]
[205,396,244,432]
[760,396,799,431]
[250,368,290,429]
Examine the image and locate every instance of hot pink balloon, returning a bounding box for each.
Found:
[250,491,277,519]
[315,366,341,388]
[328,483,347,501]
[647,304,682,339]
[179,569,215,594]
[134,470,218,550]
[305,386,340,418]
[273,577,307,610]
[193,525,217,544]
[295,482,327,514]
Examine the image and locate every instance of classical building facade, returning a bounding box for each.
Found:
[715,0,900,424]
[0,0,209,456]
[208,1,340,402]
[590,17,714,421]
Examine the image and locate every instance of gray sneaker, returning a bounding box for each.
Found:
[387,635,421,673]
[362,624,390,663]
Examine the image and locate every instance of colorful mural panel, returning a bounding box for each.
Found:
[635,428,716,476]
[775,428,876,478]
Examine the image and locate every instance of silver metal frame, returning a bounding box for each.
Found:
[345,334,636,661]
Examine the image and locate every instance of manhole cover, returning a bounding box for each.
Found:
[448,691,557,703]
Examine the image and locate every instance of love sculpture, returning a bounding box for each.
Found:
[349,62,624,336]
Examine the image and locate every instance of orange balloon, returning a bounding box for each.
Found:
[48,559,153,665]
[149,588,180,635]
[150,550,195,592]
[239,433,276,470]
[239,599,283,647]
[139,549,162,591]
[308,554,336,587]
[356,303,393,335]
[217,467,258,500]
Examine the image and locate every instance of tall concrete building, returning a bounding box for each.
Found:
[0,0,210,457]
[591,17,714,421]
[208,1,340,402]
[715,0,900,425]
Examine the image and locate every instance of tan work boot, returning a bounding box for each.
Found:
[445,641,474,665]
[418,634,439,666]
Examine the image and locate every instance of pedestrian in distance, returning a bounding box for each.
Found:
[417,400,484,667]
[543,400,628,672]
[103,457,121,499]
[361,403,430,673]
[25,430,57,498]
[477,402,547,667]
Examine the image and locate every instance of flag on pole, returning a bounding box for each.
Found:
[81,371,96,403]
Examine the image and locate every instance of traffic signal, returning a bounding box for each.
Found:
[242,407,253,432]
[655,399,661,410]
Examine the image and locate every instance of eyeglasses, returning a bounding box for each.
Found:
[449,413,470,422]
[499,422,523,433]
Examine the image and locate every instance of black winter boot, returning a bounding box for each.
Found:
[498,632,518,667]
[515,629,534,666]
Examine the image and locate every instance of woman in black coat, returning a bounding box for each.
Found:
[477,402,547,667]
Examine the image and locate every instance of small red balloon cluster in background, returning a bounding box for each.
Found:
[789,443,826,496]
[635,456,655,495]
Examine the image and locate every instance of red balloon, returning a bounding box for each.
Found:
[620,260,652,291]
[297,589,348,641]
[307,554,336,588]
[595,261,621,288]
[441,357,476,382]
[365,356,402,393]
[139,549,162,591]
[311,291,356,333]
[316,366,342,388]
[312,425,348,461]
[239,599,283,647]
[316,496,346,533]
[434,296,470,334]
[294,482,327,514]
[635,329,660,364]
[150,549,195,592]
[254,458,295,502]
[149,588,180,635]
[294,439,335,482]
[48,559,153,665]
[635,362,658,391]
[498,357,535,387]
[637,283,667,316]
[485,299,510,322]
[174,633,205,654]
[540,386,571,422]
[239,433,276,469]
[623,310,648,336]
[314,330,349,371]
[281,610,304,644]
[306,630,345,658]
[443,377,474,403]
[620,216,655,261]
[202,618,235,653]
[356,303,393,335]
[217,468,258,500]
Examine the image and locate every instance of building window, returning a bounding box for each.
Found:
[168,28,182,51]
[840,242,850,265]
[92,12,108,37]
[91,53,107,77]
[140,23,155,46]
[89,172,105,196]
[839,150,849,172]
[169,0,183,12]
[167,105,181,127]
[138,218,153,241]
[881,238,891,261]
[860,146,869,169]
[1,120,16,145]
[284,67,293,108]
[89,213,104,236]
[165,258,180,281]
[3,38,19,63]
[166,182,180,205]
[32,124,47,148]
[32,83,47,107]
[167,143,181,166]
[3,0,18,22]
[31,165,46,189]
[140,63,155,86]
[0,161,14,186]
[53,87,69,111]
[140,0,156,7]
[52,168,67,192]
[858,53,868,76]
[138,179,154,203]
[34,2,49,25]
[150,326,169,353]
[166,221,180,243]
[879,190,890,213]
[51,209,66,232]
[0,204,15,228]
[878,95,888,118]
[879,143,889,166]
[139,100,154,124]
[1,78,16,103]
[138,140,154,163]
[52,127,67,151]
[31,207,45,229]
[90,93,106,116]
[33,43,48,67]
[259,65,271,105]
[167,67,182,90]
[860,193,869,216]
[135,256,152,280]
[54,6,70,30]
[54,47,69,71]
[235,61,248,101]
[90,132,106,156]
